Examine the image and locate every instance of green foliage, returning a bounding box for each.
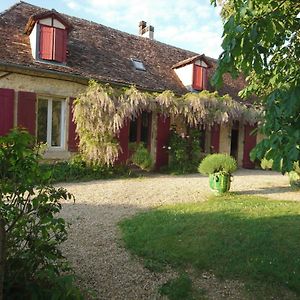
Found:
[289,171,300,190]
[0,129,83,299]
[40,155,131,183]
[198,153,237,175]
[217,0,235,20]
[75,81,260,166]
[211,0,300,173]
[289,162,300,189]
[260,157,273,170]
[294,161,300,174]
[168,128,203,174]
[120,195,300,298]
[159,274,202,300]
[131,143,153,171]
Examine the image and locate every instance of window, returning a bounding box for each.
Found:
[129,112,151,145]
[39,24,67,63]
[37,98,66,148]
[131,58,146,71]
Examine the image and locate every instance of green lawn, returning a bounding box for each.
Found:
[119,195,300,299]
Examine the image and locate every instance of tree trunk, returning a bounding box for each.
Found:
[0,218,5,300]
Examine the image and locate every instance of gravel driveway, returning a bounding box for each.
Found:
[59,169,300,299]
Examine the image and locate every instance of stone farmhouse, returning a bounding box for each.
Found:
[0,1,260,169]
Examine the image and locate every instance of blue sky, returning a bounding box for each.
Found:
[1,0,224,58]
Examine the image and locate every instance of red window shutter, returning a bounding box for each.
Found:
[68,98,79,151]
[54,28,67,63]
[192,65,203,90]
[156,114,170,170]
[202,68,208,90]
[17,91,36,136]
[0,88,14,136]
[39,25,54,60]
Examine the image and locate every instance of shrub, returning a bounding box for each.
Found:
[289,171,300,190]
[40,154,131,183]
[131,143,153,171]
[168,127,203,174]
[0,129,83,299]
[289,162,300,190]
[198,153,237,175]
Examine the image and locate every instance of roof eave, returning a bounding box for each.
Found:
[0,62,180,94]
[172,54,213,69]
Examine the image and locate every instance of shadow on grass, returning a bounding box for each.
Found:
[119,197,300,298]
[235,186,294,195]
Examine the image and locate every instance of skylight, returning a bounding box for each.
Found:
[131,58,146,71]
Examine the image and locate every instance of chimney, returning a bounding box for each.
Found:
[138,21,154,39]
[139,21,147,35]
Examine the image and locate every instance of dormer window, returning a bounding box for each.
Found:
[24,10,72,64]
[131,58,146,71]
[172,54,212,92]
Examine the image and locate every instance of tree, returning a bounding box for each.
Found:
[211,0,300,173]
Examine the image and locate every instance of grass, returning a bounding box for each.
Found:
[119,194,300,299]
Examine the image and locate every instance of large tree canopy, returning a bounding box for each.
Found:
[212,0,300,172]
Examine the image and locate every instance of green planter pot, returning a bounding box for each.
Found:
[209,173,231,195]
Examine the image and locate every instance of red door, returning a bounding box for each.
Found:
[210,124,220,153]
[117,119,129,164]
[156,114,170,170]
[243,124,257,169]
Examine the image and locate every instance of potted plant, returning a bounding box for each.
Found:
[198,153,237,194]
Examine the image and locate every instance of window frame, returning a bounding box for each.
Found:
[36,97,66,150]
[129,112,152,149]
[131,58,146,71]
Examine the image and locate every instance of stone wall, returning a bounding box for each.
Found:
[0,72,86,97]
[0,72,86,159]
[219,124,231,154]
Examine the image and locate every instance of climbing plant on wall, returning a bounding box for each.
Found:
[73,80,260,166]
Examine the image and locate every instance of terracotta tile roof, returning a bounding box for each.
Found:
[0,1,247,100]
